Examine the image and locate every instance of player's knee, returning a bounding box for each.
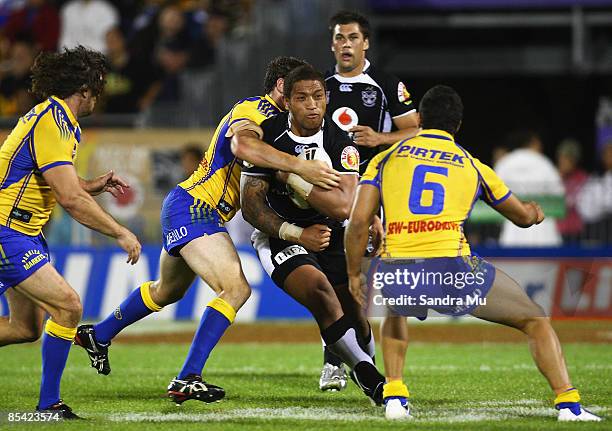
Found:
[57,291,82,325]
[521,315,551,334]
[219,280,251,308]
[232,281,251,303]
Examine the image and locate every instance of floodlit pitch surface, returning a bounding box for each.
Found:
[0,321,609,430]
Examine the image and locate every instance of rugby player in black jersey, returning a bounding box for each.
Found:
[240,65,385,404]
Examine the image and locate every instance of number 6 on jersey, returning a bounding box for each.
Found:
[408,165,448,215]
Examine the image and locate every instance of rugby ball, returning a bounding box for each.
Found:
[287,147,332,209]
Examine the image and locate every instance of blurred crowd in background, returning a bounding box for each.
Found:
[0,0,250,115]
[465,130,612,247]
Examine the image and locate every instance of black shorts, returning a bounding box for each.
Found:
[251,227,347,288]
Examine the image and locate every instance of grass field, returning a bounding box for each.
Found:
[0,323,610,430]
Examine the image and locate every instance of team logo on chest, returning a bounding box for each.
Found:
[341,146,360,171]
[296,145,319,159]
[361,86,377,107]
[294,143,318,155]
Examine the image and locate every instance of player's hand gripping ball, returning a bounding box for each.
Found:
[288,147,333,209]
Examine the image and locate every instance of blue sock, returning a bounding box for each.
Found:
[94,282,161,344]
[178,298,235,379]
[38,321,76,410]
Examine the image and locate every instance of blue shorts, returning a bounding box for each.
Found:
[160,186,227,257]
[0,225,50,295]
[369,255,496,319]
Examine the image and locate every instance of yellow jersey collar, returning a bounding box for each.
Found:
[264,94,283,112]
[50,96,79,128]
[417,129,455,142]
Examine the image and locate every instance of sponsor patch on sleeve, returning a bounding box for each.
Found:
[341,146,360,171]
[397,82,411,103]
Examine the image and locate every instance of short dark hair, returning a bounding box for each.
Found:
[419,85,463,135]
[329,10,370,40]
[283,65,326,99]
[31,45,109,100]
[263,56,307,94]
[181,144,204,161]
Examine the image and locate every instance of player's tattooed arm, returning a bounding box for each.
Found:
[241,173,332,251]
[240,174,285,238]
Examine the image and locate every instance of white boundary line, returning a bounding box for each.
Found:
[106,405,607,424]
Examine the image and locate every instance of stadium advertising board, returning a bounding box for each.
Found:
[1,246,609,320]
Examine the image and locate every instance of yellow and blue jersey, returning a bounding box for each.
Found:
[361,129,511,258]
[179,94,282,222]
[0,96,80,236]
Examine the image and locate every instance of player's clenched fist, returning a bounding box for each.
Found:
[117,228,142,265]
[298,224,331,252]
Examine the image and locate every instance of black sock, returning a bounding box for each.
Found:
[321,315,372,369]
[323,346,344,366]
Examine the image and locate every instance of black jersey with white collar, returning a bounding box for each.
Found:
[242,111,360,227]
[325,59,415,173]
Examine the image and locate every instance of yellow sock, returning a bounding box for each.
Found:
[383,379,410,399]
[44,319,77,341]
[207,297,236,323]
[554,388,580,406]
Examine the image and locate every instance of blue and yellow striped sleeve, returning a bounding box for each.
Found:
[229,99,268,127]
[32,112,74,173]
[473,158,511,206]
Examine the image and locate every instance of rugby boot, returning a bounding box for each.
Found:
[319,363,348,391]
[351,362,385,406]
[557,403,602,422]
[74,324,111,375]
[167,374,225,405]
[384,396,412,420]
[36,400,82,419]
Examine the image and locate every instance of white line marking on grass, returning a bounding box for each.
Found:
[109,408,385,423]
[475,399,541,407]
[106,405,607,424]
[581,364,612,370]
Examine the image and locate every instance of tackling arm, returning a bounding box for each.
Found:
[231,128,340,189]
